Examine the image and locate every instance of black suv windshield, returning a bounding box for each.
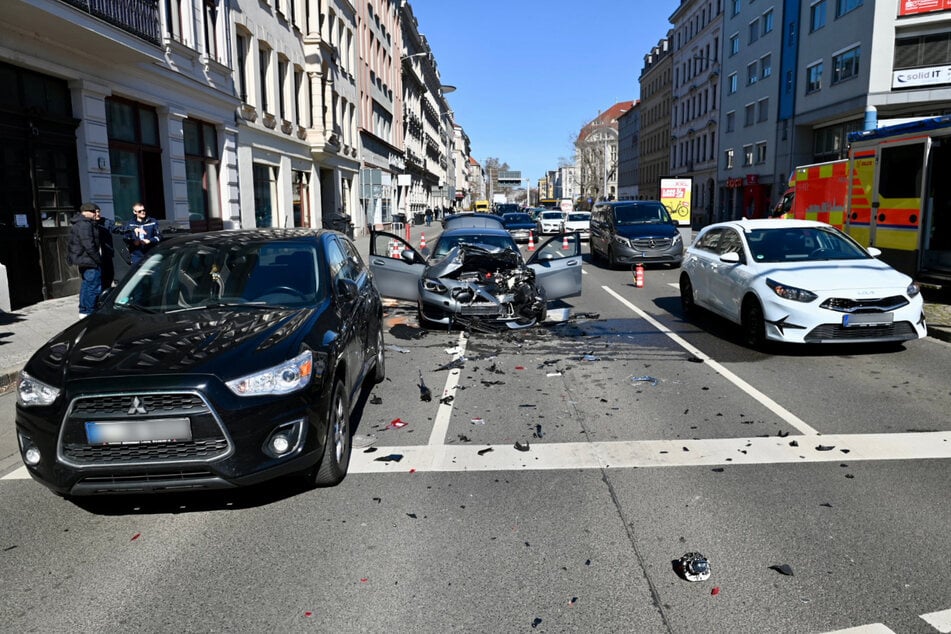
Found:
[614,203,671,225]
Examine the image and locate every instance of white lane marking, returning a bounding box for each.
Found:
[822,625,897,634]
[7,432,951,480]
[427,331,468,447]
[602,285,820,436]
[348,431,951,474]
[922,608,951,633]
[3,466,30,479]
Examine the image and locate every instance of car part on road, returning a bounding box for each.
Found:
[677,552,712,582]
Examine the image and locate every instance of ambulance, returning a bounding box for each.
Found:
[775,115,951,288]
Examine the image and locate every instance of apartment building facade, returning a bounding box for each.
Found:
[638,33,673,202]
[669,0,723,226]
[616,102,641,200]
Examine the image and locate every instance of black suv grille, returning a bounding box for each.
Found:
[61,392,230,465]
[631,237,673,250]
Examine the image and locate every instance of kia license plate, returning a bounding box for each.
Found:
[842,312,893,328]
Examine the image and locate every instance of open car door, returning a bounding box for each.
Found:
[526,232,582,300]
[368,230,425,301]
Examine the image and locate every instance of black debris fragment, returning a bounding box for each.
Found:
[840,449,850,454]
[436,357,467,371]
[480,380,505,387]
[363,447,378,454]
[457,434,471,443]
[816,445,835,451]
[769,564,795,576]
[418,369,432,402]
[533,424,544,439]
[711,467,725,473]
[820,503,832,508]
[777,430,789,437]
[585,559,591,566]
[789,440,799,447]
[687,356,704,363]
[845,474,855,479]
[407,513,418,519]
[514,441,530,452]
[439,395,455,405]
[477,447,493,456]
[372,497,382,503]
[369,395,383,405]
[531,617,543,629]
[374,454,403,462]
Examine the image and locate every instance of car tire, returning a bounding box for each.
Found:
[608,246,619,270]
[372,324,386,384]
[680,274,697,319]
[311,379,351,487]
[742,297,767,350]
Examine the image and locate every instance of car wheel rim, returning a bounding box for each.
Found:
[332,390,347,463]
[376,328,384,369]
[681,279,693,311]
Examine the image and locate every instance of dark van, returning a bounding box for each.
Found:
[589,201,684,268]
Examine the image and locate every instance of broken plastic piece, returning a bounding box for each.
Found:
[369,395,383,405]
[477,447,493,456]
[471,417,485,425]
[385,344,410,353]
[581,354,601,362]
[711,586,720,596]
[514,441,530,452]
[533,424,544,439]
[387,418,408,429]
[769,564,794,576]
[439,395,454,405]
[677,552,711,582]
[630,375,659,386]
[531,618,543,629]
[436,357,467,371]
[374,454,403,462]
[816,445,834,451]
[546,371,562,377]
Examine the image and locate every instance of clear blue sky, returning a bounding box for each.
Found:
[408,0,678,184]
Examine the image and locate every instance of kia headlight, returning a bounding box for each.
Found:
[907,281,920,298]
[226,350,313,396]
[766,278,817,303]
[17,371,61,407]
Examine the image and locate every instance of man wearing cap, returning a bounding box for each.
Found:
[67,203,102,316]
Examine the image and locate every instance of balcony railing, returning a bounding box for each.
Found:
[60,0,161,45]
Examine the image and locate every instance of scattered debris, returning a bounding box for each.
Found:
[477,447,493,456]
[515,365,525,370]
[711,467,725,473]
[777,430,789,437]
[580,354,601,362]
[514,441,530,452]
[676,552,712,582]
[406,513,418,519]
[789,440,799,447]
[471,417,485,425]
[385,344,410,354]
[457,434,471,442]
[444,346,461,355]
[531,618,543,629]
[418,369,432,402]
[816,445,835,451]
[533,424,544,439]
[711,587,720,596]
[369,395,383,405]
[130,533,141,542]
[439,395,454,405]
[363,447,378,453]
[840,449,850,454]
[374,454,403,462]
[630,375,659,386]
[372,497,382,503]
[820,503,832,508]
[546,371,563,377]
[436,357,467,371]
[687,356,704,363]
[387,419,408,430]
[568,597,578,606]
[572,312,600,320]
[769,564,795,576]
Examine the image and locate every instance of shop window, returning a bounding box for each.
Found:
[183,118,221,228]
[106,98,164,221]
[253,163,275,228]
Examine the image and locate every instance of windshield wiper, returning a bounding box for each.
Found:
[168,301,272,313]
[114,302,158,314]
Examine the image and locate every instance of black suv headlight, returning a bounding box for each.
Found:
[17,371,60,407]
[226,350,313,396]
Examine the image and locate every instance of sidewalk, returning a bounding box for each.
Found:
[1,224,948,395]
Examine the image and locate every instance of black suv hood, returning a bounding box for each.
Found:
[615,222,680,240]
[25,306,320,385]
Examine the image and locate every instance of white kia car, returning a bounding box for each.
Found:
[679,219,927,348]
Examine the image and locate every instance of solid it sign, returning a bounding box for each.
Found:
[899,0,951,15]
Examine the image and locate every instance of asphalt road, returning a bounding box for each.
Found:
[2,248,951,633]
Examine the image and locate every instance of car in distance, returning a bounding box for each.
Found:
[536,210,565,235]
[501,212,537,243]
[679,219,927,348]
[562,212,591,241]
[589,200,683,268]
[15,229,385,496]
[368,226,582,329]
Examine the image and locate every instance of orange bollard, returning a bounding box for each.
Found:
[561,234,569,250]
[634,263,645,288]
[420,232,426,250]
[390,240,401,259]
[527,231,535,251]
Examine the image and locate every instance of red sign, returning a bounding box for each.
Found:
[746,174,759,185]
[899,0,951,15]
[726,177,744,188]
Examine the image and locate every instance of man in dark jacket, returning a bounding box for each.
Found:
[94,208,116,289]
[125,202,162,265]
[67,202,101,316]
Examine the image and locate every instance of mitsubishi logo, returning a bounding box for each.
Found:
[128,396,148,415]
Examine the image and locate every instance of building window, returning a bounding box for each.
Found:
[253,163,275,228]
[757,98,769,122]
[761,54,772,78]
[744,103,755,127]
[258,46,270,112]
[762,9,774,35]
[731,0,741,17]
[836,0,862,18]
[235,33,248,102]
[749,18,760,44]
[278,57,288,119]
[730,34,740,56]
[806,62,823,93]
[810,1,827,32]
[747,62,758,85]
[106,98,165,222]
[755,142,767,164]
[726,111,735,133]
[895,33,951,70]
[294,67,304,126]
[203,0,219,61]
[183,118,221,226]
[832,46,860,84]
[728,72,738,94]
[743,145,753,167]
[165,0,183,42]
